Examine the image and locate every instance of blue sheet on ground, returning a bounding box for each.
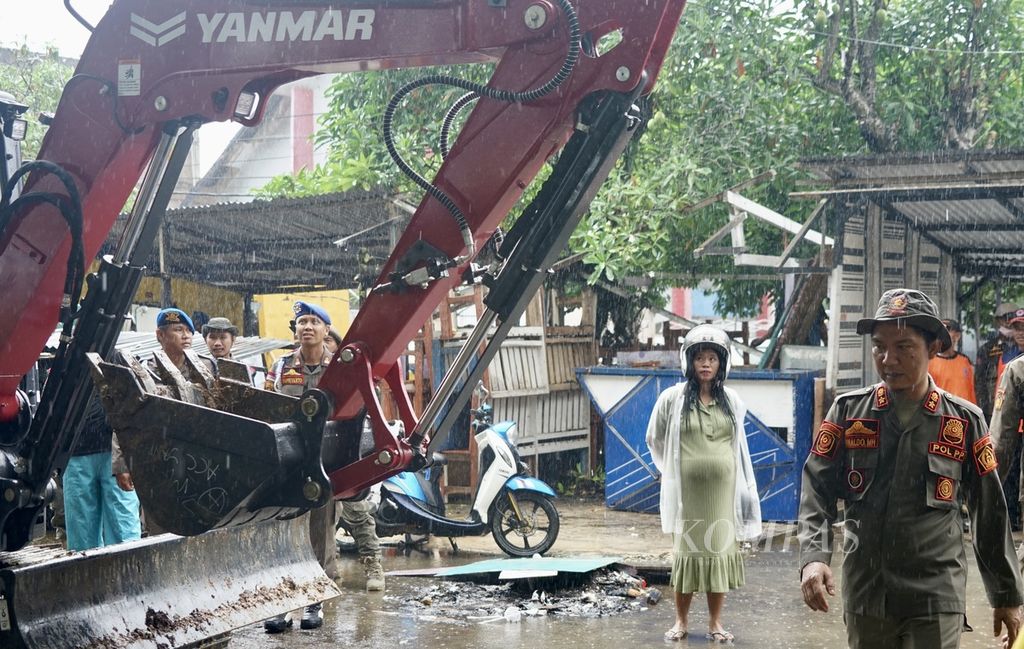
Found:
[436,557,621,577]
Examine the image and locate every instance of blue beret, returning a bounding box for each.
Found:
[292,301,331,326]
[156,308,195,333]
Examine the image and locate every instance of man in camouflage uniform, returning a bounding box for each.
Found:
[262,301,384,634]
[799,288,1023,649]
[976,303,1021,420]
[990,346,1024,557]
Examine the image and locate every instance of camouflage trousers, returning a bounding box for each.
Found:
[339,496,380,560]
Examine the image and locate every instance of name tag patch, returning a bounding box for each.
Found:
[928,442,966,462]
[281,369,305,386]
[845,418,879,450]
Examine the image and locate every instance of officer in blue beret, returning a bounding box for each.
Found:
[264,301,339,633]
[111,307,207,537]
[154,308,195,369]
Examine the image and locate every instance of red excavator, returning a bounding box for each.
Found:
[0,1,686,646]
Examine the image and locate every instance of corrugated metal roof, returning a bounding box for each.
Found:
[798,149,1024,278]
[100,190,409,295]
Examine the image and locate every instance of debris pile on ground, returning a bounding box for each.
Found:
[385,569,662,624]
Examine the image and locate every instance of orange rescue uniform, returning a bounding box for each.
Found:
[928,352,977,405]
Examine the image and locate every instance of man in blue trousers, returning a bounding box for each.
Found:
[63,394,141,551]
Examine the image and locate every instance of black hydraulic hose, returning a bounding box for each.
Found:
[383,0,581,252]
[3,193,86,330]
[0,160,84,317]
[1,160,83,215]
[0,160,87,333]
[440,92,479,160]
[63,75,146,135]
[64,0,95,32]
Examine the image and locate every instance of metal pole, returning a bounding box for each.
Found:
[113,126,180,265]
[410,308,497,442]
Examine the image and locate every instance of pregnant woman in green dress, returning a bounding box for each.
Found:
[646,325,762,644]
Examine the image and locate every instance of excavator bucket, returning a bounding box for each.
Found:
[88,350,353,537]
[0,516,340,649]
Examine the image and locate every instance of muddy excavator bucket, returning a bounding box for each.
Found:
[0,517,340,649]
[88,350,355,537]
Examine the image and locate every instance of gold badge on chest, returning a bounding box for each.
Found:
[939,416,967,449]
[844,419,879,449]
[281,368,305,386]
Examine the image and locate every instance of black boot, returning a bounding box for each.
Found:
[300,603,323,630]
[263,613,292,633]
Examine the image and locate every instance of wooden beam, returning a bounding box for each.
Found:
[693,212,746,259]
[678,170,776,217]
[776,199,829,269]
[724,191,834,245]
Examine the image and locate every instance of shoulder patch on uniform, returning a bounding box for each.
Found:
[923,390,940,413]
[995,387,1006,411]
[973,435,998,476]
[811,421,842,460]
[874,386,890,410]
[845,419,879,449]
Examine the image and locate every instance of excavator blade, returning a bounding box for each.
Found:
[0,517,340,649]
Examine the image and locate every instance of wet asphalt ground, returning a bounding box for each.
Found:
[223,501,1011,649]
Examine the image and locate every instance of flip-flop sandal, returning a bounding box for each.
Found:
[706,631,734,644]
[664,628,688,641]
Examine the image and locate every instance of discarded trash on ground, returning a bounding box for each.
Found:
[383,562,662,624]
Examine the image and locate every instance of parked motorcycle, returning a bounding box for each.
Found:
[347,387,560,557]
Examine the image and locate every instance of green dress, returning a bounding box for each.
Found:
[670,399,745,594]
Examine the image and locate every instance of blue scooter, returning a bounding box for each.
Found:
[369,389,560,557]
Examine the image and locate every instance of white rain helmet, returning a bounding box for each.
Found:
[680,324,732,376]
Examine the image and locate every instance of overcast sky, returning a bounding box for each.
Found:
[4,1,105,57]
[5,2,240,176]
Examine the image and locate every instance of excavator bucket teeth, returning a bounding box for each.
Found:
[0,517,339,649]
[88,354,312,536]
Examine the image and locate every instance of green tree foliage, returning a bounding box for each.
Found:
[259,0,1024,326]
[0,44,74,159]
[572,1,857,317]
[257,64,494,198]
[807,0,1024,151]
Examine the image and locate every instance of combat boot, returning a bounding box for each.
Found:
[362,555,385,591]
[299,603,323,630]
[263,613,292,633]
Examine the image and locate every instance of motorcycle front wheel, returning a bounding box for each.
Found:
[490,490,559,557]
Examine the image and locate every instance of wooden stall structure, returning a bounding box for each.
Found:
[404,283,597,493]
